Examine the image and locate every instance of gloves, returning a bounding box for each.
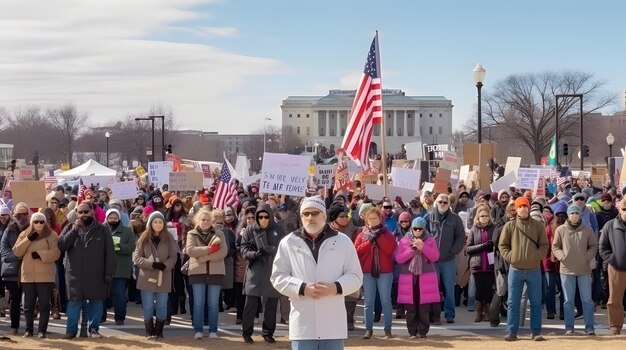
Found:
[262,246,277,255]
[484,240,494,252]
[208,244,220,254]
[152,262,166,271]
[27,232,39,241]
[31,251,41,260]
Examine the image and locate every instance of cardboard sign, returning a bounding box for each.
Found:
[111,181,138,200]
[433,168,451,194]
[260,153,309,196]
[11,181,46,208]
[148,161,173,188]
[334,161,351,192]
[17,166,35,180]
[168,172,203,191]
[391,167,421,191]
[490,171,517,193]
[315,165,335,186]
[517,168,540,190]
[440,152,459,171]
[404,141,423,160]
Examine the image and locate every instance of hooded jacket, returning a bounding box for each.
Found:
[552,220,597,275]
[239,203,286,297]
[106,209,136,279]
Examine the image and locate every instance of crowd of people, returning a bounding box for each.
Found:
[0,173,625,347]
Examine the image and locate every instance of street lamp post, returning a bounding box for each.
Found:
[555,94,584,170]
[473,63,486,143]
[607,132,615,162]
[150,116,165,160]
[105,132,110,167]
[135,117,155,162]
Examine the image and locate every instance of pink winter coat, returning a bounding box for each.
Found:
[395,234,440,305]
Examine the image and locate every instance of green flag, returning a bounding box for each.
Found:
[548,135,557,166]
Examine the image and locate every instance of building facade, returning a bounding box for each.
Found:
[281,89,453,154]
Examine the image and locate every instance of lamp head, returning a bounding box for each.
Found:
[473,63,486,85]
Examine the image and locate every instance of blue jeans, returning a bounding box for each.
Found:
[467,274,476,311]
[111,278,128,321]
[561,274,594,332]
[66,299,103,335]
[436,259,457,319]
[362,272,393,331]
[543,271,564,316]
[192,283,221,332]
[140,290,168,320]
[507,266,542,336]
[292,339,344,350]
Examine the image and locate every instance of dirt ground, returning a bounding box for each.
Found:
[2,333,625,350]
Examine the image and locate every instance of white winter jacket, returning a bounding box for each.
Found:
[271,228,363,340]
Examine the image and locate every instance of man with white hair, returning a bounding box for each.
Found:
[426,194,465,324]
[271,196,363,350]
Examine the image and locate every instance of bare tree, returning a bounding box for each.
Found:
[47,104,89,167]
[483,71,616,164]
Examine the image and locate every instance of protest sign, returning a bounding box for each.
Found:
[261,153,309,196]
[347,160,361,179]
[169,172,203,191]
[315,165,335,187]
[17,166,35,180]
[391,167,421,191]
[111,181,138,200]
[148,161,173,188]
[490,171,517,193]
[433,168,451,194]
[11,181,46,208]
[364,184,417,201]
[504,157,522,176]
[404,142,423,160]
[334,161,351,192]
[459,164,470,181]
[440,152,459,171]
[516,168,540,190]
[422,182,435,193]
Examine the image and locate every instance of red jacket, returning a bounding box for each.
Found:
[354,228,397,274]
[541,219,558,272]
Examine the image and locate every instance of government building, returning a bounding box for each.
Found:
[281,89,453,155]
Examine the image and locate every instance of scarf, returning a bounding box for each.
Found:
[567,219,582,230]
[363,224,384,278]
[404,231,424,275]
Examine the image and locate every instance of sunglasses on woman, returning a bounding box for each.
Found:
[412,227,423,231]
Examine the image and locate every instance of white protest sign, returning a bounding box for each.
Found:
[504,157,522,175]
[260,153,309,196]
[516,168,540,190]
[111,181,138,200]
[391,167,421,191]
[148,162,173,188]
[490,171,517,193]
[364,184,417,201]
[422,182,435,193]
[315,165,335,186]
[404,142,423,160]
[440,152,459,171]
[169,172,203,191]
[459,164,470,181]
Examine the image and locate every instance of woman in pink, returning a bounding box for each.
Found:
[396,216,440,339]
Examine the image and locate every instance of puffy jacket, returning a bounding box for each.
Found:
[498,217,549,270]
[552,221,597,275]
[354,227,396,274]
[395,234,440,305]
[1,222,23,281]
[13,228,60,283]
[426,209,465,263]
[599,218,626,271]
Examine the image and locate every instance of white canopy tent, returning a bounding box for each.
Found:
[57,159,117,178]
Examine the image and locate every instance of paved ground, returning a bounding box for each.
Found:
[0,298,618,339]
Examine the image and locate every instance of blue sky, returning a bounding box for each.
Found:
[1,0,624,133]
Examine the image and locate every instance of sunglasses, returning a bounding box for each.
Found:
[383,206,392,209]
[438,201,449,205]
[258,215,270,220]
[77,210,91,214]
[575,198,585,202]
[412,227,424,231]
[33,220,45,225]
[301,211,321,217]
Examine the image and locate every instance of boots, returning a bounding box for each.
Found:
[144,318,155,339]
[345,300,357,331]
[474,301,483,322]
[51,289,61,320]
[179,296,186,314]
[154,318,165,339]
[483,302,491,322]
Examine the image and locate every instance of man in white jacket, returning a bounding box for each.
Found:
[271,196,363,350]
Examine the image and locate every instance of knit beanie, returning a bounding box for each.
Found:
[106,208,121,221]
[550,200,568,215]
[30,212,46,226]
[300,196,326,215]
[327,201,348,222]
[147,211,165,228]
[412,216,426,229]
[514,197,530,209]
[398,211,412,222]
[359,202,375,217]
[567,205,581,215]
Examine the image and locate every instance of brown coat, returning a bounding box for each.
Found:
[133,237,178,293]
[186,228,227,277]
[13,229,61,283]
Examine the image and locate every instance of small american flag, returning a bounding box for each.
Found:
[341,32,382,169]
[77,178,87,204]
[557,177,569,186]
[212,161,238,209]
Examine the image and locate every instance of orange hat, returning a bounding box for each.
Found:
[515,197,530,209]
[166,195,179,208]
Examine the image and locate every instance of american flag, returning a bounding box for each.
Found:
[212,161,238,209]
[557,177,569,186]
[341,33,382,169]
[77,178,87,204]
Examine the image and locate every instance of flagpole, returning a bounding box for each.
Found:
[375,31,388,198]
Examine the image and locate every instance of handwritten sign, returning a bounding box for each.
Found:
[440,152,459,171]
[169,172,203,191]
[334,161,351,192]
[315,165,335,186]
[433,168,452,194]
[111,181,138,200]
[391,167,421,191]
[148,162,173,188]
[459,164,470,181]
[261,153,309,196]
[422,182,435,193]
[517,168,540,190]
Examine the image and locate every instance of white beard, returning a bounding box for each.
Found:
[303,222,324,236]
